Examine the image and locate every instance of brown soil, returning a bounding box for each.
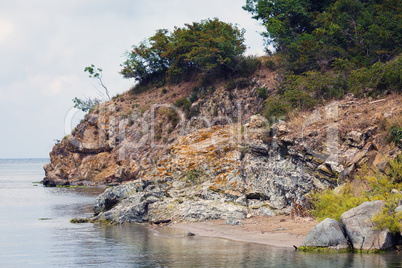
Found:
[109,63,276,117]
[171,215,317,248]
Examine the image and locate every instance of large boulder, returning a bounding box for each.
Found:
[341,200,395,251]
[300,218,350,251]
[97,193,160,223]
[93,180,149,215]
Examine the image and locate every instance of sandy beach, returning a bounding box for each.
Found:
[171,215,318,248]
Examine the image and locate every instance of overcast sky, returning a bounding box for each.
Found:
[0,0,266,158]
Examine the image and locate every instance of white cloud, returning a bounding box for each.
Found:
[0,18,14,43]
[0,0,267,158]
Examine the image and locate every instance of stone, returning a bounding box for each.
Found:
[257,206,275,217]
[377,161,391,175]
[301,218,349,250]
[341,200,396,251]
[395,205,402,214]
[93,181,148,215]
[225,217,243,225]
[347,131,364,148]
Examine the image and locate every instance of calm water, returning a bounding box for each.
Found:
[1,159,402,267]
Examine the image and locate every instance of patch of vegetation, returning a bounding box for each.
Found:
[225,80,236,91]
[245,0,401,118]
[264,58,276,71]
[186,169,203,185]
[237,56,262,77]
[297,246,352,253]
[389,124,402,146]
[174,97,191,111]
[72,97,100,112]
[244,0,401,73]
[309,155,402,234]
[159,107,180,128]
[256,87,267,99]
[121,18,246,87]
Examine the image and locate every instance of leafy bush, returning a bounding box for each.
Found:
[237,56,262,77]
[309,184,366,222]
[372,204,402,235]
[174,97,191,111]
[389,154,402,183]
[265,59,276,71]
[225,81,236,91]
[121,18,246,84]
[348,56,402,95]
[388,124,402,146]
[263,96,291,118]
[256,87,267,99]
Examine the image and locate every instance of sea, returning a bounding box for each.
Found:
[0,158,401,267]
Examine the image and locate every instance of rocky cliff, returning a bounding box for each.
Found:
[43,66,402,224]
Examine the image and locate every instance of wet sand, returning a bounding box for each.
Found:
[171,215,317,248]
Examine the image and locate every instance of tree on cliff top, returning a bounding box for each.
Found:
[120,18,246,84]
[244,0,401,72]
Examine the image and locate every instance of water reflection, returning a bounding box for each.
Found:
[1,159,402,267]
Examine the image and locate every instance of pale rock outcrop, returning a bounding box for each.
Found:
[341,201,396,251]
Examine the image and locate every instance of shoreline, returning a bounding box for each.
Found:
[169,215,317,248]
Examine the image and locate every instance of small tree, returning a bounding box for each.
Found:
[84,64,111,100]
[72,64,110,113]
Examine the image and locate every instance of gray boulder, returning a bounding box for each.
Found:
[93,180,149,215]
[341,200,395,251]
[95,192,161,224]
[301,218,349,250]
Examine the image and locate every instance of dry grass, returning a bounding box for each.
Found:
[287,93,402,141]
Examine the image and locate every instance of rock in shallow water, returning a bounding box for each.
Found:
[300,218,349,251]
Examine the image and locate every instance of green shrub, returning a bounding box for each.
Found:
[189,92,198,103]
[264,59,276,71]
[256,87,267,99]
[237,56,262,77]
[388,124,402,146]
[372,205,402,235]
[236,78,250,89]
[309,184,366,222]
[174,97,191,111]
[225,80,236,91]
[310,163,402,235]
[348,55,402,96]
[389,154,402,183]
[263,96,291,118]
[159,107,180,128]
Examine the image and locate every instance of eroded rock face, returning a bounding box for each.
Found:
[87,115,327,223]
[45,82,402,224]
[341,201,395,251]
[301,218,349,250]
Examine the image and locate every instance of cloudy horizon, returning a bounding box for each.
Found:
[0,0,266,158]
